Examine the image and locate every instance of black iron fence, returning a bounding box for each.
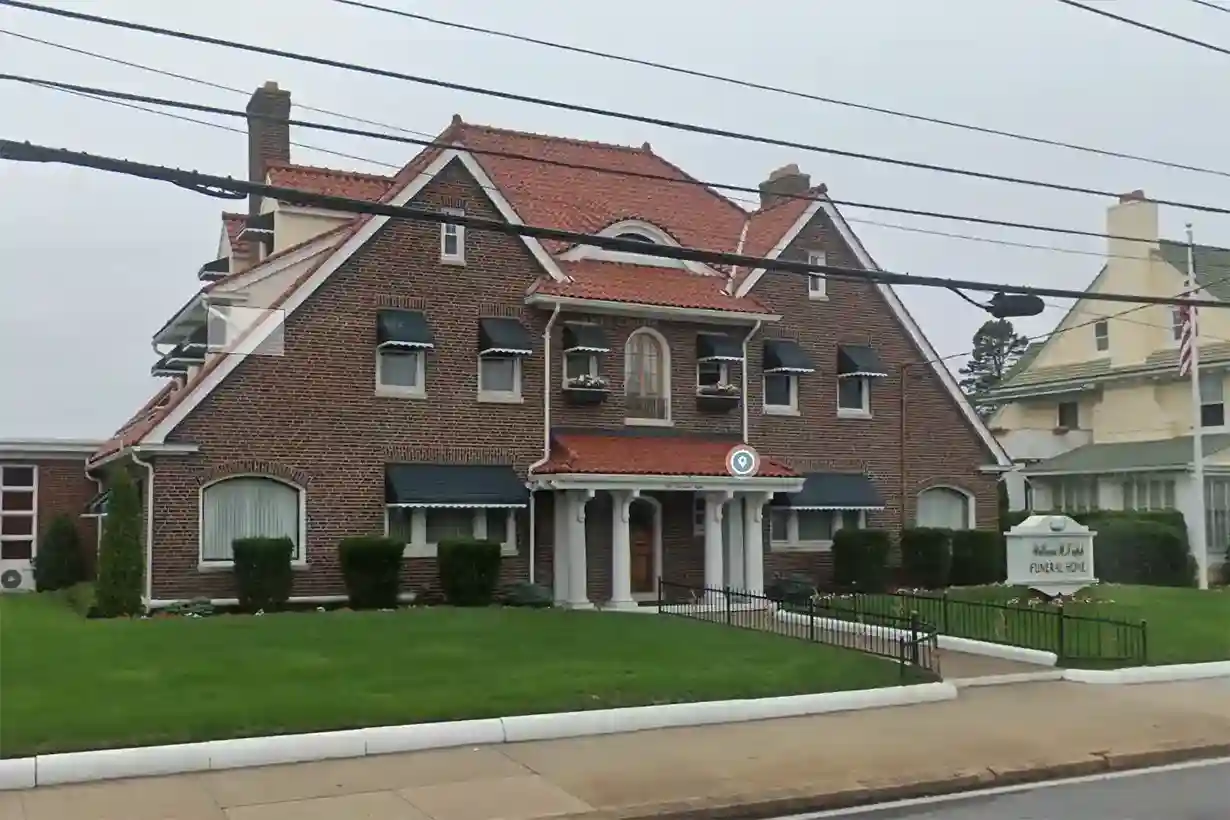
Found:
[806,590,1148,666]
[658,580,942,681]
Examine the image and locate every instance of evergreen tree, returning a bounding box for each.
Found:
[33,513,86,592]
[959,319,1030,419]
[95,465,144,617]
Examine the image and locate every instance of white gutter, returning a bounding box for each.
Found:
[129,449,156,607]
[526,304,562,585]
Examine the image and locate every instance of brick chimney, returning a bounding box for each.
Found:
[246,81,291,216]
[758,163,811,209]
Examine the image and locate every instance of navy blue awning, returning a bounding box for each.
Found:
[697,333,742,362]
[377,310,435,350]
[562,323,609,353]
[763,339,815,374]
[837,345,888,378]
[385,464,529,507]
[479,318,533,356]
[771,472,884,510]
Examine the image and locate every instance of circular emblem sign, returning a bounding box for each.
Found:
[725,445,761,479]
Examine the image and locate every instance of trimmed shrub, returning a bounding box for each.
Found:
[832,529,892,592]
[232,537,295,612]
[438,538,502,606]
[338,536,405,609]
[765,573,816,607]
[95,467,143,617]
[950,530,1005,586]
[1093,519,1194,587]
[502,581,553,608]
[900,528,952,589]
[34,514,86,592]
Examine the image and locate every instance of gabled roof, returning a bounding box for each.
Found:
[1157,241,1230,301]
[1025,433,1230,475]
[532,260,774,315]
[264,162,394,201]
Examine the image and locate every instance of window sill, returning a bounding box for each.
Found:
[477,392,525,404]
[837,408,872,420]
[403,544,519,559]
[375,386,426,399]
[439,256,467,266]
[807,293,829,301]
[763,406,799,416]
[770,540,833,553]
[198,561,311,573]
[624,417,673,427]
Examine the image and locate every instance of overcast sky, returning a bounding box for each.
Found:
[2,0,1229,439]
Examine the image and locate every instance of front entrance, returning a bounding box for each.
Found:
[629,500,657,595]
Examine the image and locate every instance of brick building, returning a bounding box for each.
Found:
[15,82,1010,605]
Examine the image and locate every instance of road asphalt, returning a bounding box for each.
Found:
[816,758,1230,819]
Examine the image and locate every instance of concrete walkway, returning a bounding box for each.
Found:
[4,679,1228,820]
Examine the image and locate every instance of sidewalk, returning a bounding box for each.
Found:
[3,679,1229,820]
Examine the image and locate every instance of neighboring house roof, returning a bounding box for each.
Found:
[996,358,1113,390]
[997,342,1043,386]
[264,162,394,201]
[532,260,773,315]
[537,431,798,477]
[94,117,1010,467]
[1025,433,1230,475]
[221,212,246,248]
[1157,241,1230,300]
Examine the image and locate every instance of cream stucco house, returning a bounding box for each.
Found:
[983,191,1229,580]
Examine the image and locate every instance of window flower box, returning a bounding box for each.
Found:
[696,382,740,413]
[563,375,610,406]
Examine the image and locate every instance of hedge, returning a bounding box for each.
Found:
[832,529,892,592]
[338,536,405,609]
[232,537,295,612]
[438,538,502,606]
[94,467,143,618]
[950,530,1005,585]
[34,514,86,592]
[900,528,952,589]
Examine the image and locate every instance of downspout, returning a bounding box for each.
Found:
[85,467,104,574]
[129,448,156,606]
[526,303,562,584]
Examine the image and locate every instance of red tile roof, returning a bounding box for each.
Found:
[221,212,246,248]
[89,381,182,464]
[265,162,394,201]
[533,260,774,314]
[536,432,797,477]
[203,221,355,293]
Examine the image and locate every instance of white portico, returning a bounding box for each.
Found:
[532,432,804,608]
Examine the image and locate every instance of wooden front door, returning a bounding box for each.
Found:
[630,516,655,595]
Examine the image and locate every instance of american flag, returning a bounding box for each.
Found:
[1178,300,1199,377]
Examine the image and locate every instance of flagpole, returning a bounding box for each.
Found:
[1186,224,1210,590]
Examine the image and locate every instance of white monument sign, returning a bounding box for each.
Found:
[1004,514,1097,597]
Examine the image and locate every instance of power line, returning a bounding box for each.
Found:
[1183,0,1230,14]
[3,70,1221,254]
[1053,0,1230,57]
[332,0,1230,181]
[3,137,1226,312]
[4,1,1230,215]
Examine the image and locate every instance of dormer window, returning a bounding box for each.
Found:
[440,207,465,265]
[560,219,715,272]
[1093,320,1109,352]
[615,232,655,244]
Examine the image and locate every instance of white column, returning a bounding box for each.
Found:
[726,497,745,590]
[609,491,637,609]
[552,492,569,605]
[742,492,769,596]
[703,491,730,597]
[566,490,594,609]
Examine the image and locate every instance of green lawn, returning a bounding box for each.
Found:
[0,593,908,758]
[811,584,1230,666]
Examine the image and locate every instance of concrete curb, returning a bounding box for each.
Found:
[774,610,1059,666]
[0,681,957,790]
[572,742,1230,820]
[948,670,1065,688]
[1063,661,1230,684]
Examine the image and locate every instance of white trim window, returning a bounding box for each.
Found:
[1093,320,1109,352]
[1200,372,1225,429]
[763,373,798,414]
[440,207,465,264]
[806,250,827,299]
[478,356,523,402]
[1172,307,1184,342]
[697,360,730,390]
[385,506,518,557]
[916,486,973,529]
[837,376,870,417]
[200,476,304,565]
[565,351,598,381]
[376,348,426,396]
[1121,474,1176,511]
[769,508,865,551]
[0,464,37,562]
[625,328,671,423]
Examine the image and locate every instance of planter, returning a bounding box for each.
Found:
[696,393,739,413]
[563,387,610,406]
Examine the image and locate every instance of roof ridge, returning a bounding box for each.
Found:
[456,120,652,156]
[265,160,394,182]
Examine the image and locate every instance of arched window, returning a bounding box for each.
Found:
[625,329,671,422]
[201,476,303,563]
[615,232,655,243]
[916,486,972,530]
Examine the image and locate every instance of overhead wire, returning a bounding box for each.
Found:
[1183,0,1230,14]
[3,137,1226,312]
[331,0,1230,181]
[4,0,1230,215]
[4,67,1225,255]
[1053,0,1230,57]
